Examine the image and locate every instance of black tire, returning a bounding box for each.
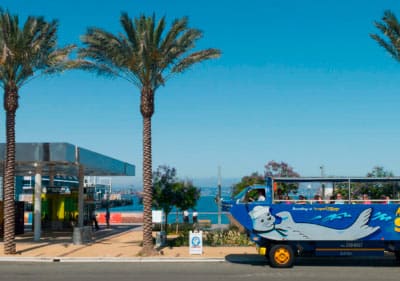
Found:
[268,244,295,268]
[395,251,400,264]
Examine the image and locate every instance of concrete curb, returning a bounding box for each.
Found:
[0,256,226,263]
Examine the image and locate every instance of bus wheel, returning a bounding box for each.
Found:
[268,244,294,268]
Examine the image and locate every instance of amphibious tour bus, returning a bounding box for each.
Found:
[222,177,400,267]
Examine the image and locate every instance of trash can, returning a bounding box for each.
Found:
[156,231,166,247]
[72,226,93,244]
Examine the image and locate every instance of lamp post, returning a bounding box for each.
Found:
[307,184,312,201]
[217,166,222,227]
[320,165,325,199]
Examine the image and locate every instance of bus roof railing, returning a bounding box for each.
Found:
[269,177,400,183]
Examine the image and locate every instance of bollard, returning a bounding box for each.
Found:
[72,226,93,244]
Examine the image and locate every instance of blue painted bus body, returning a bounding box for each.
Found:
[230,202,400,255]
[223,178,400,259]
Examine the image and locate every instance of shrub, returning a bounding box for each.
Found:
[203,228,254,246]
[167,225,254,247]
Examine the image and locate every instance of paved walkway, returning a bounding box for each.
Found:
[0,225,260,262]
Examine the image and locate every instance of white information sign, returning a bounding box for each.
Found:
[152,210,164,223]
[189,231,203,255]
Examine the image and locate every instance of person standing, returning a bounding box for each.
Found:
[334,193,345,204]
[313,194,324,204]
[105,207,111,228]
[362,194,371,204]
[92,211,100,231]
[183,210,189,223]
[192,210,198,224]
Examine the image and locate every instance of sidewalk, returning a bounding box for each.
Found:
[0,225,259,262]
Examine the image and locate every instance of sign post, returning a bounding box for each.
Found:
[152,210,163,224]
[152,210,165,247]
[189,230,203,255]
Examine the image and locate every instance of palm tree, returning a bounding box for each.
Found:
[0,9,75,254]
[371,10,400,61]
[79,13,220,255]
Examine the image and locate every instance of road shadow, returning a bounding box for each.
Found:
[94,224,141,241]
[225,254,268,266]
[225,253,399,267]
[294,255,399,267]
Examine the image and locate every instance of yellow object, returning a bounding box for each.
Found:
[41,193,79,223]
[395,207,400,232]
[258,247,267,256]
[395,217,400,232]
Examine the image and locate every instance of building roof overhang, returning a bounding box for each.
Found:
[0,142,135,177]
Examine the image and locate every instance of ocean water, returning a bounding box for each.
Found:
[105,195,230,224]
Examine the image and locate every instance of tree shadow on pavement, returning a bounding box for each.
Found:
[12,224,142,255]
[15,243,54,255]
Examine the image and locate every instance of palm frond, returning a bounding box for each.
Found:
[79,13,221,90]
[120,13,139,50]
[171,48,221,73]
[370,34,400,61]
[371,10,400,62]
[160,17,188,51]
[153,15,166,48]
[0,10,76,88]
[78,26,142,86]
[80,28,127,67]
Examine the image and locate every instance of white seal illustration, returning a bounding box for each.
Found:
[249,206,380,241]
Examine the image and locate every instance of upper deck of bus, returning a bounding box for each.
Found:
[270,176,400,204]
[230,176,400,205]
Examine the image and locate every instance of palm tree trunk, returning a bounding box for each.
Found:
[3,83,18,255]
[139,87,157,255]
[141,115,154,253]
[3,111,16,255]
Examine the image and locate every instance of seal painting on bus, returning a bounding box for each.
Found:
[249,206,381,241]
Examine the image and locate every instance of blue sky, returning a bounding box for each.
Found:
[2,0,400,187]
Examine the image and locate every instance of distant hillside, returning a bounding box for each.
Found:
[111,176,240,191]
[191,177,240,187]
[198,186,232,197]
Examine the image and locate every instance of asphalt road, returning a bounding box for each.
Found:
[0,257,399,281]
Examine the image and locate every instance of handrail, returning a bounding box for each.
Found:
[273,199,400,204]
[269,176,400,182]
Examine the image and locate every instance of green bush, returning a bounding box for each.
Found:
[172,230,191,247]
[167,226,254,247]
[203,228,254,246]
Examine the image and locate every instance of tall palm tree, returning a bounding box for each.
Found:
[0,9,75,254]
[79,13,220,255]
[371,10,400,61]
